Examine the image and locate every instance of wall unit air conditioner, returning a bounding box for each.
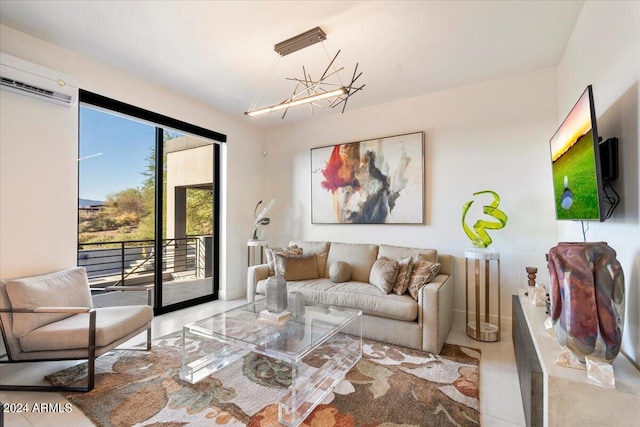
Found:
[0,52,77,107]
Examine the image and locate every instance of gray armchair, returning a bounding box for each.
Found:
[0,267,153,392]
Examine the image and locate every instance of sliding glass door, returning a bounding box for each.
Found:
[78,106,159,303]
[160,131,216,308]
[78,93,224,315]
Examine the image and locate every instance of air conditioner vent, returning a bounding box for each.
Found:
[0,52,77,107]
[2,77,49,96]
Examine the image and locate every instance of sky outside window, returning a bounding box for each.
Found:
[79,106,155,202]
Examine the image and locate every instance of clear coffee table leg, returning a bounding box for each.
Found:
[179,327,247,384]
[278,326,362,426]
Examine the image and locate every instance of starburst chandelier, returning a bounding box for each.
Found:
[244,27,365,119]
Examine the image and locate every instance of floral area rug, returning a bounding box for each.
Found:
[46,333,480,426]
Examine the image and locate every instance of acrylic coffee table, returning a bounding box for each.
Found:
[179,299,362,427]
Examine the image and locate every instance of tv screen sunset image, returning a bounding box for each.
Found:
[549,88,600,220]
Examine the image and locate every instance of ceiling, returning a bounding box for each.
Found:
[0,1,584,127]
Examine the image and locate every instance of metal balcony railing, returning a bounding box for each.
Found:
[78,235,212,288]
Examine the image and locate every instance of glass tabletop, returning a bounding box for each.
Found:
[184,299,361,362]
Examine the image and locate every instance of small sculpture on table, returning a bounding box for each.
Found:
[547,242,625,364]
[265,272,287,314]
[251,199,276,240]
[526,267,537,289]
[526,266,546,307]
[288,291,305,319]
[261,255,291,324]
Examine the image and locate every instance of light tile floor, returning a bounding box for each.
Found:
[447,327,526,426]
[1,299,526,426]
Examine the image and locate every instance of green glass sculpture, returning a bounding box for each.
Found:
[462,190,508,248]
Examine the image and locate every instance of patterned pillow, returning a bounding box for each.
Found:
[265,245,303,275]
[392,256,414,295]
[407,260,441,300]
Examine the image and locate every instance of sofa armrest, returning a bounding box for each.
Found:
[247,263,270,302]
[418,273,454,354]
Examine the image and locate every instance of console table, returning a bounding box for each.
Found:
[512,292,640,426]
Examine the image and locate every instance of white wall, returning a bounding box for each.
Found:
[263,68,560,324]
[557,1,640,366]
[0,25,265,299]
[0,86,78,277]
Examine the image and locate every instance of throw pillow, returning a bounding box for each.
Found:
[392,256,414,295]
[5,267,93,338]
[369,257,400,294]
[329,261,352,283]
[277,254,319,281]
[265,245,303,275]
[315,251,329,278]
[407,260,441,300]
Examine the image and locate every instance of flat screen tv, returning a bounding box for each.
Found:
[549,85,605,221]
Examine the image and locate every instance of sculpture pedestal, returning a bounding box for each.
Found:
[465,248,501,342]
[247,239,268,267]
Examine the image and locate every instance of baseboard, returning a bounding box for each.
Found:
[218,288,246,301]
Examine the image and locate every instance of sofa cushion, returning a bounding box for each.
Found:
[378,244,438,264]
[5,267,93,339]
[408,260,441,300]
[325,242,379,282]
[329,261,352,283]
[288,240,330,255]
[289,241,330,277]
[285,278,418,322]
[369,257,399,294]
[265,245,303,275]
[277,254,319,281]
[392,256,414,295]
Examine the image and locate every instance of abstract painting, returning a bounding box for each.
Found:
[311,132,424,224]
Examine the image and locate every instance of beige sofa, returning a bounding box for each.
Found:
[247,241,453,354]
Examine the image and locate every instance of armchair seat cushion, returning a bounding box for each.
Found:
[18,305,153,352]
